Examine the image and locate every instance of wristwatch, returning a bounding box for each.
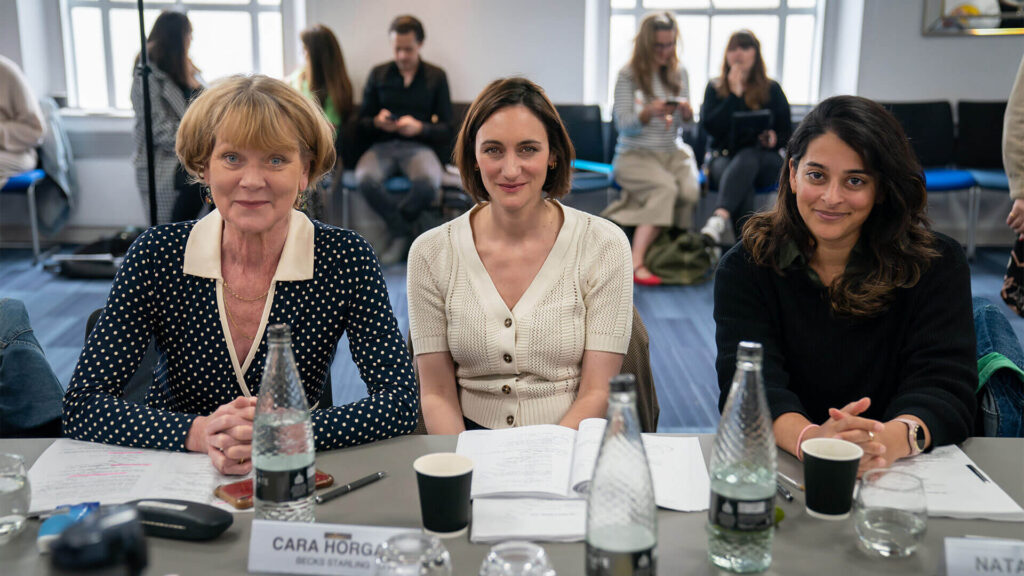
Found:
[894,418,926,456]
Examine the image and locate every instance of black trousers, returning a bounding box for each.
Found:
[709,147,784,234]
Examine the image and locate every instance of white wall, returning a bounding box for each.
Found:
[857,0,1023,102]
[4,0,1024,239]
[306,0,588,104]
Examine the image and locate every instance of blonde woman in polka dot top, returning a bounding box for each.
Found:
[408,78,634,433]
[64,75,418,475]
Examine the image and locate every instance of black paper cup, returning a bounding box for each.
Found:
[802,438,863,520]
[413,453,473,538]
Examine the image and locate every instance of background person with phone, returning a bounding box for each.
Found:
[602,12,701,286]
[355,15,454,265]
[699,29,792,248]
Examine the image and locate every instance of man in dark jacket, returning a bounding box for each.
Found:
[356,15,453,264]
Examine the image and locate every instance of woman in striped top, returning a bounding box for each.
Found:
[602,12,701,286]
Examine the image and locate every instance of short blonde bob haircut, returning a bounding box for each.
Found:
[176,74,336,188]
[454,77,575,203]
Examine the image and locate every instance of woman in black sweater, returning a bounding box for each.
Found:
[714,95,976,475]
[700,30,791,245]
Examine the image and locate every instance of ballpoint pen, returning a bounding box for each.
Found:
[315,471,386,505]
[776,482,794,502]
[777,471,805,491]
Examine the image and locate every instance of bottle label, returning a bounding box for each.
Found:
[585,543,656,576]
[256,465,315,503]
[709,492,775,532]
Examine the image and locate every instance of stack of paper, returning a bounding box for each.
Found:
[891,445,1024,521]
[27,439,244,514]
[456,418,710,542]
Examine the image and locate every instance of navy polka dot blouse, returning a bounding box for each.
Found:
[64,218,418,451]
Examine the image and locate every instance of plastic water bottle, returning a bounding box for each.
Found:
[252,324,316,522]
[585,374,657,576]
[707,341,777,573]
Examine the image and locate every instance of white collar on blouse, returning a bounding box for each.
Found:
[182,208,315,281]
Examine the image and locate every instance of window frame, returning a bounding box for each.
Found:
[60,0,286,110]
[597,0,827,112]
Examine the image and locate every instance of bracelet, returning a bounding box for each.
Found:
[796,423,819,461]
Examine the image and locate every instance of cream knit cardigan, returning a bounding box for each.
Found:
[407,201,634,429]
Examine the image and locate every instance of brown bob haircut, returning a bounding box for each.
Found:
[454,77,575,203]
[176,74,336,188]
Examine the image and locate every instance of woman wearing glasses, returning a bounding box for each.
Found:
[602,12,701,286]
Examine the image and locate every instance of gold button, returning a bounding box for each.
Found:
[504,318,513,328]
[502,384,511,395]
[506,415,514,425]
[503,353,512,363]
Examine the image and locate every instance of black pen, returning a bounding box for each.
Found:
[776,482,794,502]
[966,464,989,483]
[315,471,386,504]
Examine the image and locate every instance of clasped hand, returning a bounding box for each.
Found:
[186,396,257,475]
[809,397,889,476]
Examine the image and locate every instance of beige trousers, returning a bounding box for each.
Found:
[602,147,700,229]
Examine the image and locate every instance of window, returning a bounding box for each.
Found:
[604,0,824,112]
[60,0,284,110]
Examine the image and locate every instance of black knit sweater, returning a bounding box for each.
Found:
[713,232,977,448]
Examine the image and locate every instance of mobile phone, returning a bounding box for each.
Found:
[214,470,334,510]
[663,100,679,113]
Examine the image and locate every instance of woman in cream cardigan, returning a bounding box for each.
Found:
[407,78,634,433]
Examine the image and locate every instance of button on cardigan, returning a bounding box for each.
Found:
[407,202,634,429]
[64,210,418,451]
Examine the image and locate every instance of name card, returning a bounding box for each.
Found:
[945,537,1024,576]
[248,519,411,575]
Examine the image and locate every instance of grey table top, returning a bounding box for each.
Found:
[1,435,1021,576]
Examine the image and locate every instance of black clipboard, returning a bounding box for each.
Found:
[729,109,774,151]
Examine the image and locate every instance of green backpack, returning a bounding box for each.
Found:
[643,228,713,285]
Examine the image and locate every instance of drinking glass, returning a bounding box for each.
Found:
[0,453,30,545]
[374,532,452,576]
[854,469,927,558]
[479,541,557,576]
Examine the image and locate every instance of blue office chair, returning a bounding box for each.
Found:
[956,100,1010,259]
[1,168,47,264]
[882,101,978,256]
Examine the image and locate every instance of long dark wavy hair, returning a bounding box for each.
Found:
[299,24,354,123]
[743,95,939,318]
[715,29,770,110]
[139,11,194,90]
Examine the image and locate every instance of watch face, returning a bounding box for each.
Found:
[913,426,926,450]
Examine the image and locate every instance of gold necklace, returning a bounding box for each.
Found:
[223,280,269,302]
[223,299,254,342]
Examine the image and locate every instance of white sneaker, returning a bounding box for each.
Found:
[701,215,728,246]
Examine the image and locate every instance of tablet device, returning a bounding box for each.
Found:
[729,109,774,151]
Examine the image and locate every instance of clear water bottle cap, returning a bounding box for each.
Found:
[609,373,636,393]
[736,341,763,362]
[267,324,292,342]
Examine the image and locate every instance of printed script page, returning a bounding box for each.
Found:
[455,425,577,499]
[28,439,243,514]
[891,445,1024,521]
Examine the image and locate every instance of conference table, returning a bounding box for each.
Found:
[1,435,1021,575]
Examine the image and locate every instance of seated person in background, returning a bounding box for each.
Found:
[408,77,634,433]
[0,54,45,189]
[356,14,453,264]
[64,75,418,474]
[699,29,791,245]
[602,12,700,286]
[289,24,355,168]
[714,95,977,475]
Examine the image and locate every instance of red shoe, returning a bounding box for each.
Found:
[633,267,663,286]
